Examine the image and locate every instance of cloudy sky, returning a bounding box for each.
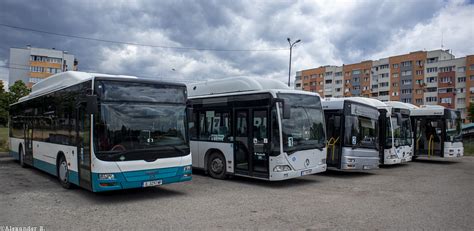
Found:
[0,0,473,87]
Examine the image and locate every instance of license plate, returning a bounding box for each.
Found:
[143,180,162,187]
[301,169,312,176]
[401,158,406,163]
[363,165,371,170]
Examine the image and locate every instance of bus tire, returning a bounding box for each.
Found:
[19,146,27,168]
[57,155,72,189]
[208,152,227,180]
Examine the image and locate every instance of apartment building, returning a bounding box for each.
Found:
[295,49,473,120]
[8,46,78,88]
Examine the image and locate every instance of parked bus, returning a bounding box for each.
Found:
[410,105,463,158]
[9,71,192,192]
[187,77,327,180]
[322,98,380,170]
[383,101,415,164]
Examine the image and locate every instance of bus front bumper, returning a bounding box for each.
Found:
[269,163,327,181]
[92,165,192,192]
[341,156,379,170]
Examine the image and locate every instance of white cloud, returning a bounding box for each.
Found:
[370,0,474,59]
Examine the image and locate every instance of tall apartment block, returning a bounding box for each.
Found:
[295,49,474,121]
[9,46,78,88]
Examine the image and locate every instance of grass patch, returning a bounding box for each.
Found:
[0,127,8,152]
[464,139,474,156]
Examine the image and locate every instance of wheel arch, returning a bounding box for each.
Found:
[204,148,225,171]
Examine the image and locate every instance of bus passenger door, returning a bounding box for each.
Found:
[23,120,34,165]
[76,104,92,190]
[251,109,269,178]
[234,110,250,175]
[325,113,342,168]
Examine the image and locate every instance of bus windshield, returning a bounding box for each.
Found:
[391,116,413,147]
[446,110,462,142]
[344,115,378,149]
[277,93,326,154]
[93,81,188,162]
[95,103,188,161]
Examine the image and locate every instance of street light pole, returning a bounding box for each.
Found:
[287,38,301,87]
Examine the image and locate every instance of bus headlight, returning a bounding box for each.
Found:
[184,165,192,171]
[99,173,115,180]
[273,165,291,172]
[347,158,355,163]
[320,158,326,164]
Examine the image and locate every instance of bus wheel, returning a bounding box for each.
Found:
[19,147,27,168]
[208,152,227,180]
[57,155,72,189]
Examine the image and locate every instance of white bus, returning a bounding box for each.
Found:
[410,105,463,158]
[322,98,380,170]
[381,101,415,164]
[9,71,192,192]
[187,77,327,180]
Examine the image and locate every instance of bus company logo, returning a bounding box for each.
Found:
[292,156,296,162]
[305,159,310,167]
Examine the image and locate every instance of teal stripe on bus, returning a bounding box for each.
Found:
[33,158,79,185]
[10,150,19,160]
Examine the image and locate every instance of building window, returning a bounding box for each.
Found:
[352,70,361,75]
[353,77,359,82]
[401,89,412,94]
[380,64,389,69]
[440,98,452,104]
[426,97,437,102]
[457,88,465,93]
[380,73,389,78]
[304,76,309,80]
[457,98,465,104]
[379,82,389,87]
[335,80,343,84]
[416,89,423,94]
[416,70,423,75]
[325,80,332,84]
[457,66,466,73]
[392,64,399,69]
[401,70,412,76]
[439,66,454,73]
[379,91,389,96]
[335,88,341,92]
[427,67,438,73]
[392,92,399,96]
[353,86,360,90]
[426,87,437,92]
[295,83,301,88]
[325,72,333,76]
[401,79,412,85]
[392,83,399,87]
[439,77,453,83]
[335,72,343,77]
[469,64,474,71]
[416,60,423,66]
[427,57,438,63]
[402,98,411,103]
[457,77,466,83]
[392,73,399,78]
[426,77,437,83]
[415,98,423,104]
[401,61,412,67]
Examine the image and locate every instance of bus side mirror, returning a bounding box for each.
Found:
[86,95,98,114]
[396,113,402,126]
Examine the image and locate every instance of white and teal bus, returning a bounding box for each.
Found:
[9,71,192,192]
[187,77,327,180]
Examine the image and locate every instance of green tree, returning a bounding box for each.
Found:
[8,80,30,104]
[469,103,474,123]
[0,81,8,126]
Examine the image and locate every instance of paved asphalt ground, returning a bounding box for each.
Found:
[0,152,473,230]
